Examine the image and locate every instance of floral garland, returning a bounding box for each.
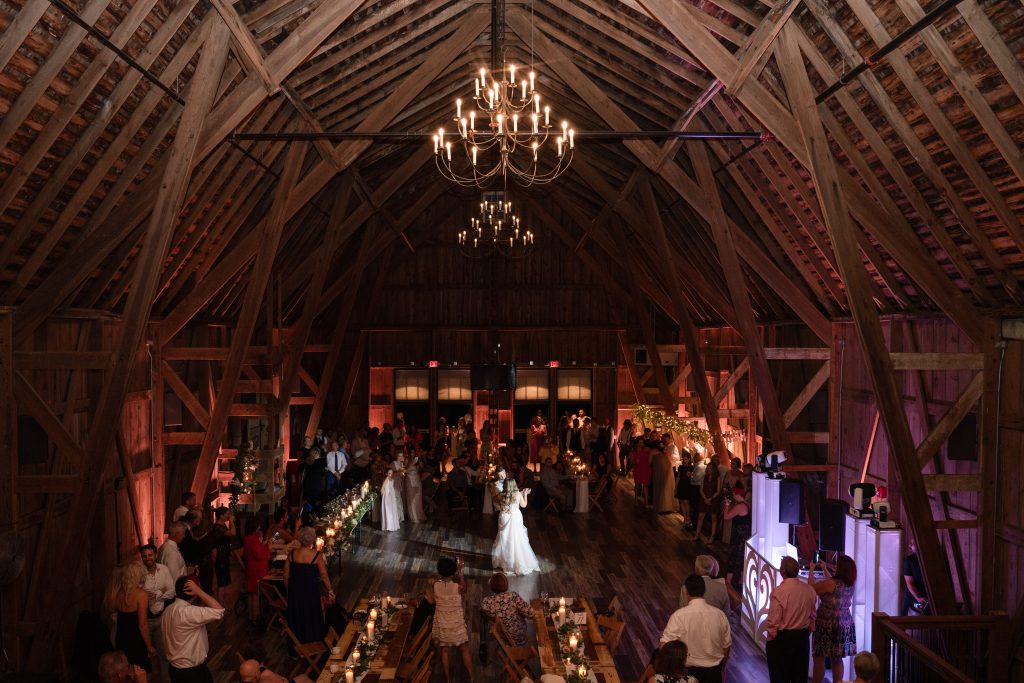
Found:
[548,600,593,682]
[347,599,400,680]
[228,440,260,508]
[318,482,378,558]
[631,404,745,446]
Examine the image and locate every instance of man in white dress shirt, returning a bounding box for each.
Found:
[141,544,176,680]
[324,438,349,495]
[679,555,731,615]
[158,522,188,580]
[172,492,196,523]
[162,576,225,683]
[661,574,731,683]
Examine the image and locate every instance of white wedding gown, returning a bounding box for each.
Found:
[491,482,541,575]
[381,463,405,532]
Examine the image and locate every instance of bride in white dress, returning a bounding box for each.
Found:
[491,469,540,575]
[381,455,405,532]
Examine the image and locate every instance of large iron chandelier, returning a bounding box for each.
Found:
[457,190,534,257]
[434,64,574,188]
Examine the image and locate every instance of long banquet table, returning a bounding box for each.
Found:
[317,597,415,683]
[530,597,622,683]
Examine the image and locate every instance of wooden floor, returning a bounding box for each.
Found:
[206,478,770,682]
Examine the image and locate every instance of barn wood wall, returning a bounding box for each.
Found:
[829,316,989,611]
[13,312,158,661]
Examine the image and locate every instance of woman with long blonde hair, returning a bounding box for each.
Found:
[107,561,155,676]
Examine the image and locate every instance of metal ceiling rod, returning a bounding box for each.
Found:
[815,0,964,104]
[47,0,185,107]
[228,130,767,142]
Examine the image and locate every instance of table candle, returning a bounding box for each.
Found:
[568,634,578,650]
[557,606,566,624]
[352,650,360,663]
[369,608,378,621]
[345,668,354,683]
[578,664,587,678]
[559,597,566,607]
[366,621,375,640]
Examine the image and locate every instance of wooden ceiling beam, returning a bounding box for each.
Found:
[687,146,789,448]
[636,0,986,343]
[956,1,1024,106]
[797,0,1021,302]
[775,23,957,617]
[190,142,306,499]
[839,0,1024,253]
[24,21,232,668]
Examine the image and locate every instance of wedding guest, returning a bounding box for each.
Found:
[140,544,175,679]
[632,439,651,506]
[265,507,293,544]
[162,576,225,682]
[661,574,730,683]
[680,555,729,615]
[107,563,156,675]
[901,538,928,615]
[723,482,752,589]
[647,640,697,683]
[426,557,474,682]
[618,419,633,474]
[158,522,188,580]
[324,439,349,495]
[809,555,857,683]
[849,651,881,683]
[695,457,722,543]
[210,507,234,604]
[172,492,196,523]
[238,658,313,683]
[686,455,707,531]
[675,452,694,520]
[242,516,270,626]
[405,455,427,523]
[651,444,675,514]
[539,457,571,508]
[285,527,332,649]
[764,557,817,683]
[98,650,146,683]
[480,572,532,647]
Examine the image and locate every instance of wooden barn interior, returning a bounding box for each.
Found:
[1,0,1023,680]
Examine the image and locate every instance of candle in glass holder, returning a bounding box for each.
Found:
[315,537,324,551]
[383,595,390,609]
[369,608,378,621]
[568,634,578,650]
[559,597,566,607]
[345,668,354,683]
[352,649,360,663]
[557,606,566,624]
[578,664,587,678]
[366,621,375,640]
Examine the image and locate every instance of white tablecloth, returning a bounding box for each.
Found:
[574,480,590,513]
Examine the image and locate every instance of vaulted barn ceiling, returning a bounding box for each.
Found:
[1,0,1023,339]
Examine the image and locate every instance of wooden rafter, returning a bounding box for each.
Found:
[774,23,956,617]
[25,21,233,668]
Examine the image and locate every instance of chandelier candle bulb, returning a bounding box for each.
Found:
[534,93,540,113]
[496,114,503,134]
[532,141,538,161]
[471,146,477,165]
[529,70,535,91]
[556,137,562,157]
[445,141,451,161]
[469,111,475,131]
[545,106,551,126]
[460,118,467,137]
[455,98,462,119]
[521,80,527,99]
[531,113,538,134]
[561,120,568,136]
[512,114,518,132]
[509,64,516,83]
[432,135,438,153]
[475,78,480,97]
[569,129,575,148]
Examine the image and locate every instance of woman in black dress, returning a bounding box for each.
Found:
[675,451,695,521]
[107,562,155,674]
[285,527,333,650]
[723,481,752,589]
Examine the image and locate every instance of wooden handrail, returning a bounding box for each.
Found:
[872,612,1010,683]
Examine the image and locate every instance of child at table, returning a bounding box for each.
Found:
[425,556,474,682]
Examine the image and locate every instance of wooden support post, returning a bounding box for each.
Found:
[304,222,386,439]
[638,314,676,413]
[775,24,955,616]
[191,143,306,500]
[637,177,729,461]
[151,335,165,542]
[25,22,232,669]
[978,317,1001,613]
[689,144,790,450]
[276,176,355,413]
[617,331,644,404]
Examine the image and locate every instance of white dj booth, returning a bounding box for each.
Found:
[742,471,902,660]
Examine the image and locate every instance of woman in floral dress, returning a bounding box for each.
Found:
[809,554,857,683]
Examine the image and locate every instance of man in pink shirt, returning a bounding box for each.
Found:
[764,556,817,683]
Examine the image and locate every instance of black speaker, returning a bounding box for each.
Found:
[470,364,517,390]
[778,479,804,524]
[948,412,978,461]
[17,415,49,465]
[819,498,848,551]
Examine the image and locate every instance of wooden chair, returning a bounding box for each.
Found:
[323,626,340,650]
[258,580,287,629]
[543,493,560,514]
[588,477,609,511]
[491,619,535,682]
[448,484,470,512]
[596,614,625,653]
[278,616,328,678]
[397,617,434,680]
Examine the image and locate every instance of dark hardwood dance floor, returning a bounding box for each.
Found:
[206,479,770,682]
